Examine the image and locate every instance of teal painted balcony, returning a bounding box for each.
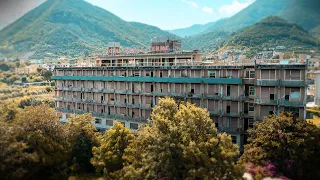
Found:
[205,94,221,100]
[281,80,305,87]
[103,114,115,119]
[115,89,127,94]
[279,100,304,107]
[71,98,81,103]
[102,88,110,93]
[102,101,108,105]
[218,128,244,134]
[72,87,82,91]
[221,95,242,101]
[55,97,64,101]
[224,112,240,117]
[256,80,280,86]
[92,88,102,93]
[209,110,221,116]
[152,91,166,96]
[82,88,92,92]
[114,114,127,120]
[52,76,243,85]
[115,102,127,107]
[168,92,186,98]
[189,94,203,99]
[127,103,141,109]
[62,87,71,91]
[254,98,278,105]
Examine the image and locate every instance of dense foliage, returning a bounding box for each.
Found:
[239,112,320,179]
[121,97,242,179]
[220,16,320,50]
[1,98,320,179]
[91,122,135,178]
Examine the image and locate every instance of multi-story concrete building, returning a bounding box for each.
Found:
[53,51,307,151]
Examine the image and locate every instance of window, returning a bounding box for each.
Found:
[285,95,290,101]
[246,71,255,78]
[269,111,274,115]
[227,106,231,113]
[106,120,113,126]
[208,70,216,78]
[130,123,139,130]
[95,119,101,124]
[146,72,150,77]
[249,103,254,112]
[111,97,115,101]
[215,122,219,128]
[134,72,140,77]
[249,86,255,96]
[227,86,231,96]
[270,94,275,100]
[231,136,237,144]
[160,72,163,77]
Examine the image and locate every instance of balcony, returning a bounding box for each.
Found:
[279,100,305,107]
[72,87,82,91]
[55,97,64,101]
[209,110,221,116]
[127,103,141,109]
[205,94,221,100]
[115,102,127,107]
[168,92,186,98]
[152,91,166,96]
[56,87,63,90]
[218,127,244,134]
[224,112,240,117]
[256,79,306,87]
[254,98,278,105]
[115,89,127,94]
[256,80,280,86]
[281,80,305,87]
[82,88,92,92]
[92,88,102,93]
[222,95,242,101]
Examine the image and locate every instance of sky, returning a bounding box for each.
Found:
[0,0,255,30]
[87,0,255,30]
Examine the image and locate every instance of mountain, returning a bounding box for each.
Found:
[187,0,320,51]
[169,19,226,37]
[0,0,177,59]
[220,16,319,49]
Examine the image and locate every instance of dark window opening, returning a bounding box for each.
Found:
[269,111,274,115]
[191,89,195,94]
[132,99,135,104]
[227,86,231,96]
[151,72,154,77]
[285,95,290,101]
[151,85,154,92]
[270,94,275,100]
[160,72,163,77]
[227,106,231,113]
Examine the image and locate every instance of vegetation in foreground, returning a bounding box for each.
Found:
[0,97,319,180]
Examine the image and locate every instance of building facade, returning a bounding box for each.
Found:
[53,52,307,151]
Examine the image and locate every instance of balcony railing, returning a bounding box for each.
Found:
[256,79,306,87]
[254,98,278,105]
[115,89,127,94]
[224,112,240,117]
[209,110,221,116]
[279,100,304,107]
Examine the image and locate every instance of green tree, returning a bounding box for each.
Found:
[0,120,39,180]
[239,112,320,180]
[121,97,242,179]
[13,105,73,179]
[43,70,53,81]
[0,101,19,121]
[91,122,135,178]
[67,114,101,173]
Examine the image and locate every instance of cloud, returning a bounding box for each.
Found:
[202,6,212,14]
[219,0,255,17]
[187,1,198,8]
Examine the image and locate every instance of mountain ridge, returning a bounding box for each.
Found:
[0,0,178,58]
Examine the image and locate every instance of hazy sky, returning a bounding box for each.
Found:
[0,0,255,30]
